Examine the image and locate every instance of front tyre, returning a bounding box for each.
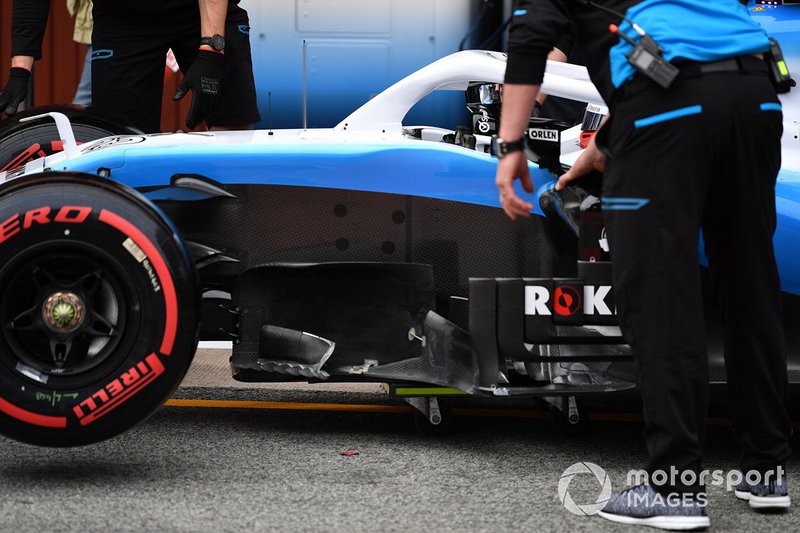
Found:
[0,173,199,446]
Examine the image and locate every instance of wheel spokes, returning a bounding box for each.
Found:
[49,338,74,366]
[84,310,116,338]
[75,270,103,296]
[31,265,56,290]
[3,253,127,377]
[9,305,38,331]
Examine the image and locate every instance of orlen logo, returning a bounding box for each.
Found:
[527,128,559,142]
[73,353,165,426]
[0,206,92,245]
[525,285,615,316]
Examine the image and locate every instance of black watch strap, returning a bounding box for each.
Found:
[492,136,526,158]
[200,34,226,52]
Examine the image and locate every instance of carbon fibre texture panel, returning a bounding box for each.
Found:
[232,263,435,373]
[362,311,479,393]
[158,184,578,308]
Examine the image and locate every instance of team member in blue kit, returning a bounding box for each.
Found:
[0,0,260,132]
[494,0,792,529]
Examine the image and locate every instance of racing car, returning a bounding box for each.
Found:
[0,45,798,447]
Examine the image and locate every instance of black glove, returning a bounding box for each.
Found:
[0,67,31,117]
[172,50,224,129]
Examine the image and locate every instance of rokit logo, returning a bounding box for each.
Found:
[553,286,582,316]
[525,285,615,317]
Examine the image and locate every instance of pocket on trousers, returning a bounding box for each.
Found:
[633,105,703,129]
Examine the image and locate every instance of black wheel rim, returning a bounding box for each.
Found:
[0,243,141,389]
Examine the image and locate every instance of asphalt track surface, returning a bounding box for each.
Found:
[0,349,798,532]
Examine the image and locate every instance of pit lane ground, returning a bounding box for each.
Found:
[0,347,797,532]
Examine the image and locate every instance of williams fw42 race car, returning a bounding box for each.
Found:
[0,50,798,447]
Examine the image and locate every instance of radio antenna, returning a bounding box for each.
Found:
[302,40,308,130]
[268,91,273,134]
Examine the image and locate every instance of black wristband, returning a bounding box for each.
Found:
[492,136,526,158]
[200,34,225,52]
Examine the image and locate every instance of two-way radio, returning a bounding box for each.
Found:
[579,0,678,88]
[580,0,792,93]
[765,37,796,93]
[609,23,679,89]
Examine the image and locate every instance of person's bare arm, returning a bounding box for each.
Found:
[535,47,568,106]
[494,83,540,220]
[495,0,572,220]
[198,0,227,38]
[10,56,34,71]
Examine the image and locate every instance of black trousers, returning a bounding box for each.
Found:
[598,60,792,493]
[91,1,261,133]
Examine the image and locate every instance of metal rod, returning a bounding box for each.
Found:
[302,40,308,130]
[268,91,272,132]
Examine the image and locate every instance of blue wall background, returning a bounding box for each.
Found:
[238,1,800,130]
[240,0,480,130]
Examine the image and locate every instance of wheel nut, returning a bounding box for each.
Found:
[42,292,85,333]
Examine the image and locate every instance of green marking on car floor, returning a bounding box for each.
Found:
[393,387,468,396]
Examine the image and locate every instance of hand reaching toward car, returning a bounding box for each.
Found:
[495,150,535,221]
[0,67,31,117]
[173,50,224,129]
[555,124,606,191]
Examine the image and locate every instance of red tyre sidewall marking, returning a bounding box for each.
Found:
[66,209,180,426]
[98,209,178,356]
[73,353,166,426]
[0,144,42,173]
[0,396,67,428]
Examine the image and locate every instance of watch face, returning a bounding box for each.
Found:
[212,34,225,51]
[492,137,510,158]
[202,34,226,51]
[498,141,509,156]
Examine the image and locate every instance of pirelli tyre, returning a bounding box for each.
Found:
[0,173,199,446]
[0,105,141,173]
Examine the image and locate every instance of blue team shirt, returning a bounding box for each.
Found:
[609,0,772,87]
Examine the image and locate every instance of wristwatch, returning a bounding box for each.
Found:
[492,136,525,159]
[200,34,226,52]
